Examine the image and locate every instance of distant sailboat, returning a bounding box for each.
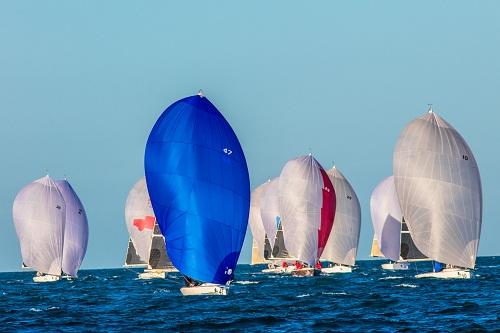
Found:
[145,93,250,295]
[279,154,336,277]
[13,176,66,282]
[248,181,271,265]
[320,166,361,273]
[393,107,482,279]
[56,179,89,279]
[259,177,294,274]
[124,177,175,279]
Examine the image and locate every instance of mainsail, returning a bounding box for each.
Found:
[278,154,336,266]
[125,238,147,267]
[13,176,66,276]
[320,166,361,266]
[393,109,482,269]
[56,180,88,277]
[369,176,403,262]
[125,177,155,263]
[259,178,280,249]
[144,93,250,285]
[251,238,267,265]
[148,222,175,270]
[248,182,268,261]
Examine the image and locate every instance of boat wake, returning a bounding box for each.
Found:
[395,283,417,288]
[236,280,259,285]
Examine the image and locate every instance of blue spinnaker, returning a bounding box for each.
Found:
[144,94,250,285]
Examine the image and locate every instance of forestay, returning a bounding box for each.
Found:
[320,166,361,266]
[56,180,88,277]
[369,176,402,262]
[13,176,66,276]
[278,154,335,266]
[393,109,482,269]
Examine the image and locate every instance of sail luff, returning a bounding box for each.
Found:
[278,155,335,266]
[145,94,250,285]
[248,182,268,260]
[13,176,66,276]
[320,167,361,266]
[369,176,403,262]
[393,111,482,268]
[56,180,88,277]
[125,177,155,264]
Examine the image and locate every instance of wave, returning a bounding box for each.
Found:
[322,292,348,295]
[236,281,259,285]
[297,294,310,298]
[379,276,403,280]
[395,284,417,288]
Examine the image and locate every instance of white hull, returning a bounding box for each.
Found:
[416,268,471,279]
[261,266,296,274]
[138,270,166,279]
[33,275,60,283]
[180,283,228,296]
[381,262,409,270]
[321,265,352,274]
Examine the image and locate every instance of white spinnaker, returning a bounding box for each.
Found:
[259,177,280,249]
[248,181,268,259]
[13,176,66,276]
[393,110,482,269]
[56,180,88,277]
[369,176,403,262]
[320,166,361,266]
[125,177,155,263]
[279,155,325,266]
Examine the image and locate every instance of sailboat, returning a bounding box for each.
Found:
[144,92,250,295]
[393,107,482,279]
[124,177,175,279]
[13,176,66,282]
[370,176,427,270]
[320,166,361,274]
[259,177,295,274]
[56,179,89,280]
[248,181,271,266]
[279,154,336,277]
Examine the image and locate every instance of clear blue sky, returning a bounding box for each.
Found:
[0,1,498,271]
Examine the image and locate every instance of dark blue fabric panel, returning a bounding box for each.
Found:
[144,95,250,284]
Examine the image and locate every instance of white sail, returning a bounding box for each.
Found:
[369,176,402,262]
[125,177,155,263]
[259,177,280,249]
[278,155,335,266]
[393,109,482,269]
[56,180,89,277]
[248,181,268,259]
[320,166,361,266]
[12,176,66,276]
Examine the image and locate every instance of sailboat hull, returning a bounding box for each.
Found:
[321,265,352,274]
[415,268,471,279]
[290,268,320,277]
[180,283,228,296]
[33,275,60,283]
[138,270,166,280]
[381,262,409,270]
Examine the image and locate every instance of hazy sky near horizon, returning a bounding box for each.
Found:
[0,1,499,271]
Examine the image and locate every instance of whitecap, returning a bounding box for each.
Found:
[322,292,348,295]
[395,283,417,288]
[236,281,259,285]
[379,276,403,280]
[29,308,42,312]
[297,294,310,298]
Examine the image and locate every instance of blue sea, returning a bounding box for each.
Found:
[0,257,498,332]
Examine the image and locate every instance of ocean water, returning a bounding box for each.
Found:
[0,257,498,332]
